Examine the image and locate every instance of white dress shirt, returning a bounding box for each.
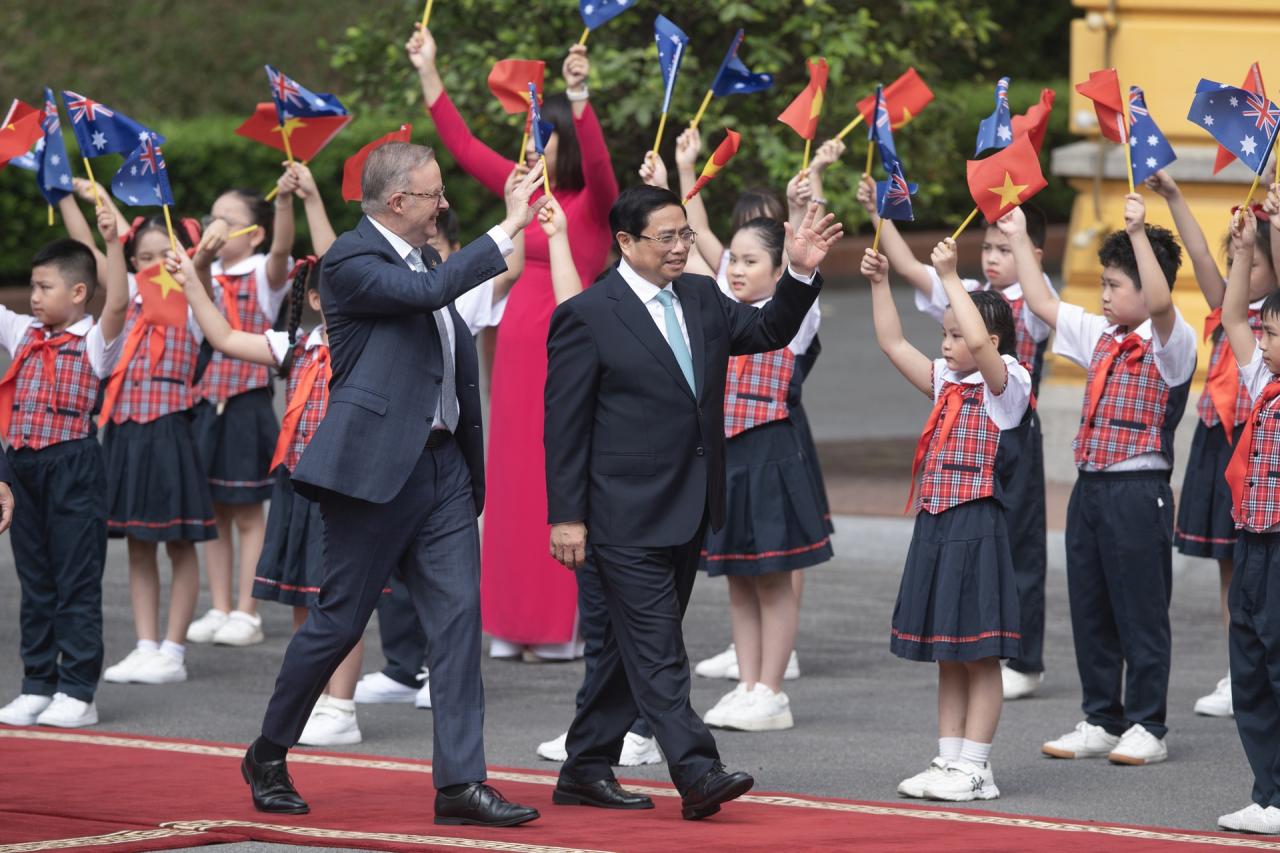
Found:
[0,308,123,380]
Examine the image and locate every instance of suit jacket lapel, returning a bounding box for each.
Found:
[608,272,696,401]
[674,277,706,401]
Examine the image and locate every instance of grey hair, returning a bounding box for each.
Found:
[360,142,436,215]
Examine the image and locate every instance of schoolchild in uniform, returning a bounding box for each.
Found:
[1146,169,1279,718]
[1015,194,1196,766]
[863,238,1031,802]
[860,175,1054,700]
[0,208,127,727]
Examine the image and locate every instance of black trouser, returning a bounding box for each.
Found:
[576,557,652,740]
[562,519,718,794]
[10,439,108,703]
[1005,410,1048,674]
[1065,469,1173,738]
[374,576,429,688]
[1230,532,1280,808]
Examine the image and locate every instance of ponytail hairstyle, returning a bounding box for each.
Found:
[732,217,785,270]
[278,256,320,379]
[224,189,274,249]
[731,187,786,230]
[123,215,199,273]
[968,290,1017,358]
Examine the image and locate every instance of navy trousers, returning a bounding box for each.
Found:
[1230,532,1280,808]
[9,439,108,703]
[1005,411,1048,674]
[1065,470,1174,737]
[375,576,429,688]
[562,519,719,794]
[261,438,485,788]
[576,558,652,740]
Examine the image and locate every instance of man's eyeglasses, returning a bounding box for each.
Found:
[396,187,447,203]
[633,229,697,248]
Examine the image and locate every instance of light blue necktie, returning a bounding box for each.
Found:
[654,289,695,393]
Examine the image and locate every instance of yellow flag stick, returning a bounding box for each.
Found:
[802,138,812,173]
[421,0,434,28]
[265,158,309,202]
[47,204,55,227]
[228,224,259,239]
[836,112,866,141]
[279,121,295,166]
[518,125,530,165]
[872,217,884,253]
[952,206,980,241]
[162,203,179,255]
[578,27,589,45]
[689,89,714,130]
[863,140,875,176]
[1119,81,1135,194]
[1241,171,1263,217]
[541,154,553,198]
[652,110,669,156]
[82,158,102,208]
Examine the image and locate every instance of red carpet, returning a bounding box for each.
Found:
[2,728,1278,852]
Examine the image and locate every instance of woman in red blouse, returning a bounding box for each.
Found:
[407,26,618,660]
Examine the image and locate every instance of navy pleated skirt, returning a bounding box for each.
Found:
[103,412,217,542]
[192,387,278,504]
[252,467,324,608]
[1175,421,1242,560]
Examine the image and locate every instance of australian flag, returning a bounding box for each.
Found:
[1187,79,1280,176]
[264,66,348,126]
[580,0,635,30]
[974,77,1013,156]
[61,90,157,158]
[868,85,898,167]
[528,84,554,156]
[654,15,689,115]
[876,153,916,222]
[111,133,174,207]
[710,30,773,98]
[1128,86,1176,183]
[17,89,75,205]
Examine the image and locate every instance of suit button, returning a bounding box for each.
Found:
[436,378,442,385]
[696,446,705,456]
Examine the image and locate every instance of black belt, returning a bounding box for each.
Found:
[426,429,452,449]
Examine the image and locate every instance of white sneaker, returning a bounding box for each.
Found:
[897,758,948,798]
[695,644,738,679]
[103,648,157,684]
[415,669,431,709]
[720,684,794,732]
[0,694,54,725]
[353,671,418,704]
[921,760,1000,801]
[489,637,524,659]
[1242,806,1280,834]
[1194,675,1234,718]
[784,650,800,681]
[536,731,568,762]
[1002,665,1043,700]
[131,650,188,685]
[618,731,663,766]
[212,610,264,646]
[1042,721,1121,759]
[35,693,97,728]
[298,697,362,746]
[703,682,750,727]
[1108,724,1167,765]
[1220,803,1265,831]
[185,609,229,644]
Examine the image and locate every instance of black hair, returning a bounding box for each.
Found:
[968,290,1017,357]
[731,187,786,231]
[981,202,1047,249]
[223,188,274,250]
[436,208,461,248]
[540,94,584,193]
[279,257,322,379]
[1221,216,1275,271]
[609,185,684,253]
[124,215,197,273]
[733,217,785,269]
[32,239,98,301]
[1261,290,1280,325]
[1098,223,1182,289]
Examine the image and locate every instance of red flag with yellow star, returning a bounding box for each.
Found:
[777,58,828,140]
[136,262,188,328]
[235,102,352,162]
[0,99,44,167]
[855,68,934,130]
[685,129,740,202]
[1010,88,1056,154]
[488,60,546,114]
[966,134,1047,223]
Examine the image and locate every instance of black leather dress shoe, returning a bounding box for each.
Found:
[241,748,309,815]
[434,782,539,827]
[680,763,754,820]
[553,777,655,809]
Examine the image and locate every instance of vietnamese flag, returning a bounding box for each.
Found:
[684,129,740,202]
[136,262,188,328]
[342,125,413,202]
[1010,88,1056,154]
[966,134,1048,224]
[1214,62,1266,174]
[778,58,829,140]
[488,59,546,114]
[0,100,44,167]
[1075,69,1127,144]
[856,68,934,130]
[235,103,352,162]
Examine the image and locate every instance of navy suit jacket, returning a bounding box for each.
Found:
[292,216,507,508]
[544,267,822,547]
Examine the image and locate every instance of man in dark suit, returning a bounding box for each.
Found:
[544,186,842,819]
[241,142,548,828]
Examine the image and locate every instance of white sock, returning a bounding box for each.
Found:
[939,737,963,761]
[327,697,356,713]
[137,639,159,653]
[160,640,185,662]
[960,739,992,766]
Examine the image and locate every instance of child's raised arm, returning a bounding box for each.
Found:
[539,198,583,306]
[1125,192,1177,345]
[1224,208,1260,366]
[1146,170,1224,307]
[863,248,932,396]
[58,193,107,285]
[1265,186,1280,288]
[934,238,1007,394]
[166,250,275,366]
[673,127,723,273]
[94,207,129,344]
[998,207,1059,329]
[855,174,932,295]
[287,163,337,256]
[267,165,298,290]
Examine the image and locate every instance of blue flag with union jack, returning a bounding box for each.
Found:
[710,30,773,98]
[17,89,75,205]
[111,133,174,207]
[654,15,689,115]
[60,90,158,158]
[876,151,916,222]
[1187,79,1280,176]
[868,85,898,167]
[1128,86,1176,184]
[974,76,1013,156]
[580,0,635,30]
[527,84,555,156]
[264,66,348,126]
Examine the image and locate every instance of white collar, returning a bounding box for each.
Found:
[1104,318,1155,342]
[979,272,1053,301]
[31,315,93,337]
[304,325,326,351]
[618,258,674,303]
[367,216,417,262]
[213,254,262,277]
[940,353,1018,385]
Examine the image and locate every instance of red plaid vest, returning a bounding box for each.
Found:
[1197,310,1262,429]
[197,268,272,402]
[111,300,199,425]
[5,326,99,450]
[1073,330,1184,469]
[724,349,795,439]
[1231,380,1280,530]
[917,381,1002,514]
[277,342,330,472]
[1003,295,1047,386]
